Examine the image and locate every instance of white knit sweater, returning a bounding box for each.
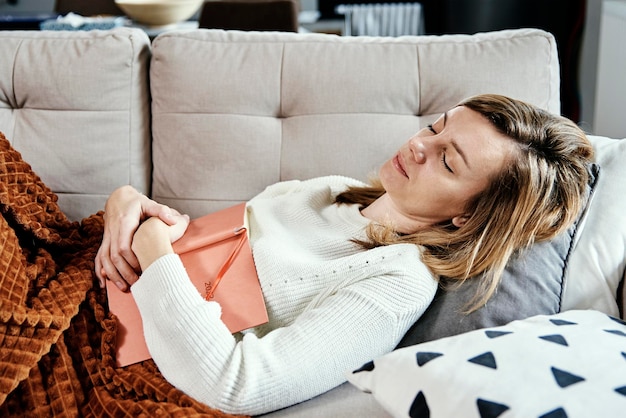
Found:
[131,176,437,415]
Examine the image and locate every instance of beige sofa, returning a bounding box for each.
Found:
[1,27,624,417]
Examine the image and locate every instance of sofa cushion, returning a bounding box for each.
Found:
[0,28,152,221]
[563,135,626,318]
[349,310,626,417]
[149,28,560,218]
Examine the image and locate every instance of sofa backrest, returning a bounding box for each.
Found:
[0,28,560,221]
[0,28,152,221]
[149,28,560,218]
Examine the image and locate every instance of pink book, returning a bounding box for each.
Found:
[107,203,268,367]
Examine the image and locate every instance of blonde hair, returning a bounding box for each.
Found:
[336,94,594,312]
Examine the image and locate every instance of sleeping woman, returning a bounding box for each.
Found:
[95,94,593,415]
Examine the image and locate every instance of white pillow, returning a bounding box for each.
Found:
[348,310,626,417]
[563,135,626,318]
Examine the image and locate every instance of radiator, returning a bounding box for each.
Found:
[336,3,424,36]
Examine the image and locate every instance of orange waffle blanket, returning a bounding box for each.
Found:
[0,133,243,417]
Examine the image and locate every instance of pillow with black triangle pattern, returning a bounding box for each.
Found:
[348,310,626,418]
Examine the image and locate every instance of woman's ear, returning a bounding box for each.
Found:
[451,215,470,228]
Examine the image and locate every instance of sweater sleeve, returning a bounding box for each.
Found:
[131,249,437,416]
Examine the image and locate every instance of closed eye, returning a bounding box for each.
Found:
[428,124,452,172]
[442,154,453,173]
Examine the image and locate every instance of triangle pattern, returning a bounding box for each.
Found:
[409,391,429,418]
[539,334,569,346]
[352,360,374,374]
[615,386,626,397]
[604,329,626,337]
[622,352,626,361]
[476,398,509,418]
[549,319,577,326]
[485,330,512,339]
[539,407,568,418]
[468,352,497,369]
[608,315,626,326]
[415,352,443,367]
[551,367,585,388]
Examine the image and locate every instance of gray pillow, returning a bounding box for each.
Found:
[397,164,599,348]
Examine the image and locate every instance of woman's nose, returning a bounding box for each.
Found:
[409,138,427,164]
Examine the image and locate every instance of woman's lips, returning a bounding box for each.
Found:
[393,154,409,178]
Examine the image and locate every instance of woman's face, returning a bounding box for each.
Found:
[379,106,517,230]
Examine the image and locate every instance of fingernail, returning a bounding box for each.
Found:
[115,281,125,291]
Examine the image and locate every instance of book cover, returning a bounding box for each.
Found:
[107,202,268,367]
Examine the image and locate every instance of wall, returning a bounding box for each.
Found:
[592,0,626,138]
[580,0,603,133]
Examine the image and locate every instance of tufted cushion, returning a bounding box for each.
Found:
[0,28,152,221]
[149,28,560,218]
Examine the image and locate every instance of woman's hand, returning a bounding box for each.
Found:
[95,185,187,291]
[128,215,190,285]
